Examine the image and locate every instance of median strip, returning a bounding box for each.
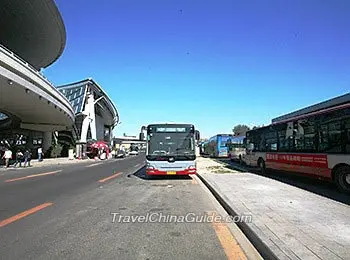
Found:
[98,172,122,183]
[0,202,53,228]
[207,211,247,260]
[5,170,62,183]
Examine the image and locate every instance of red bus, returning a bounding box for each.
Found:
[242,94,350,193]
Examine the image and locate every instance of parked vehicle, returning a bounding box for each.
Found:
[145,123,200,176]
[115,149,126,158]
[227,135,246,162]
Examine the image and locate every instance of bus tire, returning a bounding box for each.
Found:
[334,165,350,193]
[258,158,266,174]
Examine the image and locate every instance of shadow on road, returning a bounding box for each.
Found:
[130,166,192,181]
[214,158,350,206]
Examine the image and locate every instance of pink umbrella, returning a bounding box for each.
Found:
[90,141,108,149]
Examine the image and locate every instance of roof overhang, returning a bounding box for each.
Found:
[272,93,350,124]
[0,48,75,131]
[0,0,66,69]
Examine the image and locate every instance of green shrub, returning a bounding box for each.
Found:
[50,144,63,158]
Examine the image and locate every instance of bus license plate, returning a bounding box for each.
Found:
[167,171,176,175]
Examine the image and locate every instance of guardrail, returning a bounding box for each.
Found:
[0,44,74,118]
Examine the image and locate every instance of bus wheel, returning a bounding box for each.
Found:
[258,159,266,174]
[334,165,350,193]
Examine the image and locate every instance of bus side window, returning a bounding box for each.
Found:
[345,118,350,153]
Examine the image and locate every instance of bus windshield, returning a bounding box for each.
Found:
[219,135,232,147]
[148,132,195,156]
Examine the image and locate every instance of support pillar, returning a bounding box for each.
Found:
[43,132,52,152]
[80,86,96,143]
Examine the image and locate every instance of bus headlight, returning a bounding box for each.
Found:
[187,165,196,174]
[146,163,155,170]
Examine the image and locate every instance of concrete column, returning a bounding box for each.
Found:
[80,89,96,142]
[88,93,97,140]
[76,144,82,159]
[53,131,58,145]
[80,116,90,143]
[109,126,112,142]
[43,132,52,152]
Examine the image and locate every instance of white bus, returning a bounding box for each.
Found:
[227,135,246,162]
[145,123,200,176]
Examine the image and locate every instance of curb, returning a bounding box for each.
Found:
[196,173,279,260]
[192,174,263,260]
[19,159,96,169]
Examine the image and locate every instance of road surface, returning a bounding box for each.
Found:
[0,154,245,259]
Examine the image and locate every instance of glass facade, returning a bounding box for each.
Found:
[0,113,8,120]
[58,85,86,114]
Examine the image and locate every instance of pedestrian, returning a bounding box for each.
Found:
[38,147,43,161]
[1,148,12,168]
[14,150,23,167]
[24,150,32,167]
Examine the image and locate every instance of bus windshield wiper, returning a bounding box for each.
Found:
[176,148,191,151]
[179,154,195,159]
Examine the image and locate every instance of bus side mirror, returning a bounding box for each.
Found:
[248,143,254,151]
[195,130,200,141]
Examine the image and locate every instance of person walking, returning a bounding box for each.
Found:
[24,149,32,167]
[38,147,43,161]
[2,148,12,168]
[13,150,23,167]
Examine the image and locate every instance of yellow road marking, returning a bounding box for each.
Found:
[191,178,198,185]
[98,172,121,183]
[5,170,61,183]
[206,211,247,260]
[0,202,53,228]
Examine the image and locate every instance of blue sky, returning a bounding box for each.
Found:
[45,0,350,139]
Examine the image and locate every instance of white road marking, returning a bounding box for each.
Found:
[85,162,103,167]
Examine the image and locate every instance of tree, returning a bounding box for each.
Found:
[50,144,63,158]
[252,125,264,130]
[232,124,250,136]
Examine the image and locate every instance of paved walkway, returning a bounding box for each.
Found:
[196,156,350,260]
[0,157,99,170]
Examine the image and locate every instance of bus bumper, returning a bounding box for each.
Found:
[146,168,197,175]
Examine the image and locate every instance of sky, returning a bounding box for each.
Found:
[44,0,350,139]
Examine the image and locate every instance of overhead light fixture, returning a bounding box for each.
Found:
[7,79,13,85]
[25,89,30,94]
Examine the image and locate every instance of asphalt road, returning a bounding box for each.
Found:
[0,154,237,260]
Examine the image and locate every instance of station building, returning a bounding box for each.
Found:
[57,79,119,158]
[0,0,120,160]
[0,0,74,157]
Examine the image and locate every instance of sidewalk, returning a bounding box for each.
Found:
[196,156,350,260]
[0,157,98,170]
